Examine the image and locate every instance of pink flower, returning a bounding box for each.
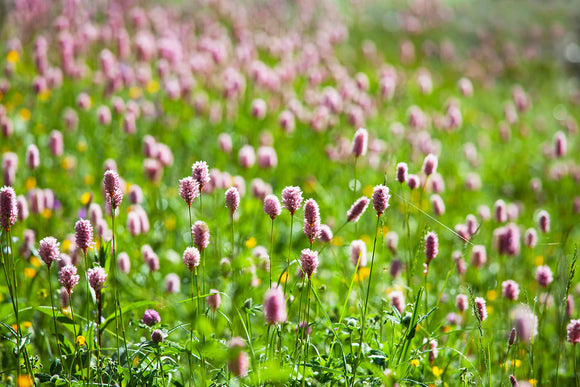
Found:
[151,329,166,344]
[228,337,249,377]
[474,297,488,322]
[179,177,200,208]
[407,174,420,190]
[59,264,80,295]
[347,196,369,223]
[263,194,281,220]
[319,224,333,243]
[431,194,445,216]
[118,252,130,274]
[389,291,405,313]
[257,146,277,169]
[88,266,107,291]
[536,265,553,287]
[471,245,487,268]
[192,161,211,192]
[281,186,303,216]
[264,285,287,324]
[422,153,438,176]
[502,280,520,301]
[192,221,210,251]
[238,145,256,169]
[554,131,567,158]
[39,236,60,269]
[49,130,64,157]
[251,98,267,119]
[225,187,240,216]
[103,170,123,210]
[218,133,232,153]
[537,210,550,233]
[396,162,408,183]
[567,319,580,345]
[303,199,321,244]
[142,309,161,326]
[352,128,368,158]
[0,186,17,231]
[26,144,40,170]
[524,228,538,248]
[300,248,319,279]
[75,219,94,254]
[183,246,201,271]
[513,305,538,342]
[456,294,468,313]
[165,273,180,293]
[350,240,367,267]
[207,289,221,311]
[424,232,439,263]
[372,185,390,217]
[494,199,507,223]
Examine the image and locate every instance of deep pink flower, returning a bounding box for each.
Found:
[390,291,405,313]
[303,198,321,244]
[225,187,240,216]
[513,305,538,342]
[536,265,553,287]
[319,224,333,243]
[75,219,94,254]
[422,153,438,176]
[207,289,221,311]
[424,232,439,263]
[192,161,211,191]
[494,199,507,223]
[475,297,488,322]
[165,273,180,293]
[524,228,538,248]
[300,248,319,279]
[407,174,420,190]
[537,210,550,233]
[88,266,107,291]
[567,319,580,345]
[350,240,367,267]
[502,280,520,301]
[347,196,369,223]
[142,309,161,326]
[431,194,445,216]
[59,264,80,295]
[470,245,486,268]
[281,186,303,216]
[263,194,281,220]
[396,162,408,184]
[352,128,368,158]
[456,294,468,313]
[192,221,210,251]
[39,236,60,269]
[49,130,64,157]
[228,337,249,377]
[264,285,287,324]
[26,144,40,170]
[183,246,201,271]
[0,186,17,231]
[554,131,567,158]
[104,170,123,210]
[372,185,390,217]
[151,329,166,344]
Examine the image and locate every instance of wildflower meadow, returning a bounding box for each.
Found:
[1,0,580,386]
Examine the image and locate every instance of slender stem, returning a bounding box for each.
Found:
[283,214,294,296]
[188,206,193,246]
[157,346,167,387]
[302,280,312,386]
[83,250,92,385]
[231,214,235,259]
[269,219,274,287]
[575,344,579,387]
[353,216,381,382]
[48,267,63,361]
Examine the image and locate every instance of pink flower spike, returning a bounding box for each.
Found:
[0,186,17,231]
[352,128,368,158]
[225,187,240,216]
[207,289,221,311]
[350,240,367,267]
[303,199,321,244]
[103,170,123,210]
[502,279,520,301]
[183,246,200,271]
[281,186,303,216]
[264,285,287,324]
[567,319,580,345]
[536,265,553,287]
[424,232,439,263]
[422,153,438,176]
[88,266,107,292]
[396,162,408,184]
[372,185,390,217]
[39,236,60,269]
[75,219,95,254]
[347,196,369,223]
[192,221,210,252]
[179,177,199,208]
[474,297,488,322]
[59,264,80,295]
[300,248,319,279]
[263,194,281,220]
[192,161,211,192]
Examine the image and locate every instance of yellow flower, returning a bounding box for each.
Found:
[7,50,19,63]
[25,177,36,190]
[529,379,537,386]
[38,90,51,101]
[146,80,160,94]
[16,375,33,387]
[24,268,36,279]
[23,321,32,329]
[279,272,288,284]
[129,86,142,99]
[432,366,443,377]
[76,335,86,346]
[363,185,373,197]
[514,359,521,368]
[354,267,370,283]
[165,215,176,231]
[133,356,140,367]
[77,141,88,152]
[245,237,257,248]
[331,236,344,247]
[487,289,497,301]
[80,192,92,206]
[61,156,76,171]
[19,108,31,122]
[83,174,94,185]
[535,255,543,266]
[411,359,420,367]
[360,234,371,245]
[487,305,494,315]
[62,239,72,252]
[41,209,52,219]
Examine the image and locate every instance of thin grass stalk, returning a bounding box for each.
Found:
[283,214,294,296]
[301,280,312,387]
[352,216,381,380]
[83,250,92,385]
[47,267,63,361]
[269,218,274,287]
[575,344,579,387]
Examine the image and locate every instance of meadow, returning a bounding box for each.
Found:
[1,0,580,386]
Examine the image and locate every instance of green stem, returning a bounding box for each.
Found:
[48,267,63,361]
[301,280,312,386]
[269,219,274,287]
[283,214,294,296]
